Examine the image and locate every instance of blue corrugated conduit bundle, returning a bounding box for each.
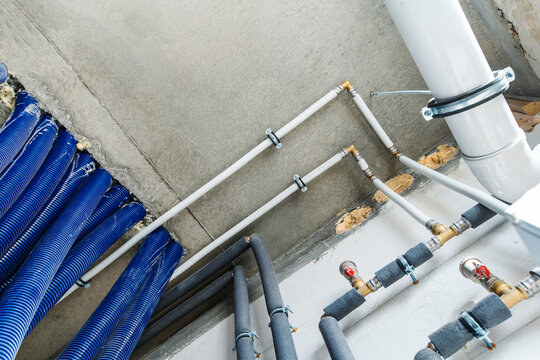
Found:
[0,91,40,174]
[0,169,111,360]
[0,115,57,219]
[0,153,95,285]
[74,185,131,245]
[0,130,76,259]
[58,227,171,360]
[0,62,7,83]
[96,240,183,360]
[27,202,146,334]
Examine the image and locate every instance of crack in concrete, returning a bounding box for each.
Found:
[11,0,216,242]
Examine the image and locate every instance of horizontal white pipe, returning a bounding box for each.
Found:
[398,154,509,216]
[351,93,394,149]
[371,177,432,227]
[168,151,347,283]
[60,86,343,301]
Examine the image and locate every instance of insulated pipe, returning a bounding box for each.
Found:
[138,271,234,347]
[29,202,146,329]
[96,240,183,360]
[250,234,298,360]
[155,237,251,314]
[0,153,95,284]
[0,130,76,258]
[319,316,356,360]
[0,116,57,219]
[74,185,130,245]
[58,227,171,360]
[0,91,40,174]
[167,150,348,284]
[71,85,343,296]
[382,0,540,202]
[233,265,258,360]
[0,169,111,360]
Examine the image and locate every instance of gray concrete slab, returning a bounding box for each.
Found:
[0,0,535,358]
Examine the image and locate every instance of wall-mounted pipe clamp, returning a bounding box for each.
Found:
[75,278,91,289]
[293,174,307,192]
[265,128,282,149]
[232,330,261,358]
[458,310,495,350]
[268,305,297,333]
[396,255,419,285]
[421,67,515,121]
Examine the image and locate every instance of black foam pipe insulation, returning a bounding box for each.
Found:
[233,265,257,360]
[375,242,433,288]
[319,316,356,360]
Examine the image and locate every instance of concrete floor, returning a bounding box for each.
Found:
[0,0,537,358]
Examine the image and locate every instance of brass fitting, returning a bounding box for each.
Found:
[491,280,513,296]
[501,287,529,308]
[339,261,372,297]
[345,145,359,156]
[341,80,354,91]
[352,277,372,297]
[435,226,459,245]
[431,223,447,236]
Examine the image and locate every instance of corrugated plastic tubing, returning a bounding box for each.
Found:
[0,116,57,219]
[0,153,95,284]
[74,185,130,245]
[0,169,111,360]
[27,202,146,334]
[0,130,76,258]
[0,91,40,174]
[96,240,183,360]
[58,227,171,360]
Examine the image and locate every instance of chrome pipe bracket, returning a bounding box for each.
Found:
[421,67,515,121]
[266,128,282,149]
[397,255,419,285]
[459,310,495,350]
[293,174,307,192]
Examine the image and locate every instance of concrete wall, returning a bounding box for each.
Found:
[146,153,540,360]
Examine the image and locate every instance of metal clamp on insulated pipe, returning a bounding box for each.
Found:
[233,266,261,360]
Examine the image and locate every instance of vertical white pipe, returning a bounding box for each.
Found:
[383,0,540,202]
[62,88,342,299]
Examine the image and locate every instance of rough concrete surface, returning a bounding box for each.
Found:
[0,0,536,358]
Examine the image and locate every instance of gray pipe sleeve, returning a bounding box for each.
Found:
[375,242,433,288]
[233,266,256,360]
[250,234,298,360]
[414,348,442,360]
[323,289,366,321]
[155,237,251,313]
[137,271,233,347]
[461,203,496,229]
[319,316,356,360]
[428,294,512,358]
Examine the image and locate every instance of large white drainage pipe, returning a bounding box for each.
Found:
[383,0,540,203]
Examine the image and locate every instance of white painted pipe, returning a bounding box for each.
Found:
[167,151,347,283]
[61,85,344,300]
[383,0,540,202]
[351,93,395,149]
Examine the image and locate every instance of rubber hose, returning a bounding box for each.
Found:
[27,202,146,334]
[74,185,130,245]
[0,153,95,284]
[0,115,57,219]
[96,240,183,360]
[0,130,76,258]
[0,91,40,174]
[0,169,111,360]
[58,227,171,360]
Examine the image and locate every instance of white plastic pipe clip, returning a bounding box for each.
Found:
[397,255,419,285]
[265,128,282,149]
[293,174,307,192]
[459,310,495,350]
[422,67,515,121]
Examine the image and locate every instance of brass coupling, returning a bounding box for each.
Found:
[435,226,459,245]
[345,145,359,156]
[501,286,529,308]
[341,80,354,92]
[431,223,447,236]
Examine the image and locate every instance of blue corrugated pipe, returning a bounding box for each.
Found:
[27,202,146,334]
[0,115,57,219]
[0,153,95,284]
[58,227,171,360]
[74,185,130,245]
[97,240,183,360]
[0,130,76,258]
[0,169,111,360]
[0,91,40,174]
[0,62,7,83]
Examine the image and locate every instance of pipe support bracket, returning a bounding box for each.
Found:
[458,310,495,350]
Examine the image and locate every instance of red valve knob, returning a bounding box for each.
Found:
[344,267,355,278]
[474,263,490,278]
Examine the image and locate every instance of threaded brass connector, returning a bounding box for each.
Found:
[431,223,447,236]
[501,287,529,308]
[436,227,459,245]
[341,80,354,91]
[352,278,372,297]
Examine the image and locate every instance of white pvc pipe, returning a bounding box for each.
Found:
[168,151,347,283]
[383,0,540,202]
[351,93,394,149]
[61,86,343,300]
